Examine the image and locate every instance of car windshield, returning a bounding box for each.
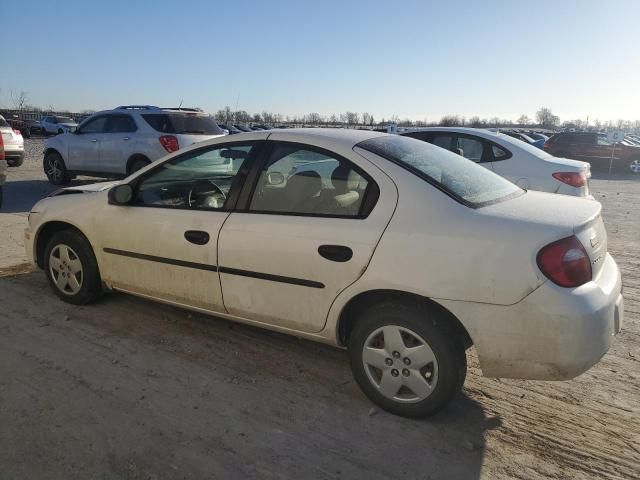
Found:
[142,113,224,135]
[56,117,74,123]
[358,135,523,207]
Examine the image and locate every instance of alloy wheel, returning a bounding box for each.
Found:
[49,244,83,295]
[362,325,439,403]
[46,157,62,182]
[630,159,640,174]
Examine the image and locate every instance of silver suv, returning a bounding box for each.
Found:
[43,105,226,185]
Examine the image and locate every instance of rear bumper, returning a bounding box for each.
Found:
[444,253,622,380]
[4,148,24,163]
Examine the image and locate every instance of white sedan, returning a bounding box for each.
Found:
[401,127,592,197]
[25,129,623,417]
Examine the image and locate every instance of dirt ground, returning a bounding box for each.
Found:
[0,138,638,480]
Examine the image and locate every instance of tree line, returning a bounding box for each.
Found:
[3,90,638,131]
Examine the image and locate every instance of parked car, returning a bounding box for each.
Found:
[500,130,545,149]
[26,129,623,418]
[544,132,640,173]
[40,115,78,135]
[5,114,31,138]
[0,132,6,207]
[251,124,271,130]
[29,120,45,135]
[217,123,242,135]
[233,124,253,132]
[42,105,226,185]
[0,115,25,167]
[401,127,592,197]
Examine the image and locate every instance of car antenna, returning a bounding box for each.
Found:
[178,99,183,109]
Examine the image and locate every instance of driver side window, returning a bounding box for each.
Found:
[133,143,256,210]
[78,116,108,134]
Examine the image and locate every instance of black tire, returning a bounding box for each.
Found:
[628,158,640,175]
[21,127,31,138]
[348,301,466,418]
[127,157,150,175]
[57,128,64,135]
[43,151,71,185]
[7,156,24,167]
[44,230,103,305]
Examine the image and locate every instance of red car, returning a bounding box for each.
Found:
[544,132,640,174]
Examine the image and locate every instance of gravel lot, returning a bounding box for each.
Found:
[0,138,639,479]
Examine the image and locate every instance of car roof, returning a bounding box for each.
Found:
[268,128,386,147]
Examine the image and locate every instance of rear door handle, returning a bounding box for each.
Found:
[184,230,210,245]
[122,137,130,141]
[318,244,352,262]
[91,139,98,143]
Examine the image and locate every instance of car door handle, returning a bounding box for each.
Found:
[122,137,130,141]
[184,230,210,245]
[318,244,352,262]
[91,139,98,142]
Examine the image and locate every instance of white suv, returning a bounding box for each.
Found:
[43,106,226,185]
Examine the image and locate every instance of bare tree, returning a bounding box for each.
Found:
[306,112,322,124]
[535,107,559,128]
[361,112,373,126]
[439,115,462,127]
[516,114,530,126]
[10,90,29,111]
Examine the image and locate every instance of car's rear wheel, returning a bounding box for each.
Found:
[21,127,31,138]
[44,151,70,185]
[348,302,466,418]
[128,157,150,175]
[44,230,102,305]
[629,159,640,174]
[7,156,24,167]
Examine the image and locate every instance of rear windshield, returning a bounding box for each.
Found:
[358,135,523,207]
[142,113,224,135]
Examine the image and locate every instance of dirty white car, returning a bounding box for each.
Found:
[25,129,623,417]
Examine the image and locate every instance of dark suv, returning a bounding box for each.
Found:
[545,132,640,174]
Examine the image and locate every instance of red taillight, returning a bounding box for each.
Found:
[552,171,586,188]
[0,134,4,160]
[536,235,592,288]
[13,129,23,136]
[159,135,179,153]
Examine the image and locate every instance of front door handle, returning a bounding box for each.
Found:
[318,244,352,262]
[91,139,98,143]
[184,230,210,245]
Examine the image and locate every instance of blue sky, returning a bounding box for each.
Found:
[1,0,639,122]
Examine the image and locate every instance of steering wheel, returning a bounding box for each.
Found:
[186,180,226,209]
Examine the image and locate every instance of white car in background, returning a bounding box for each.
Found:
[43,106,226,185]
[26,129,622,418]
[0,115,25,167]
[40,115,78,135]
[402,127,592,197]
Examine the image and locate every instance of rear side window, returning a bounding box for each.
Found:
[106,115,137,133]
[358,135,522,208]
[142,114,224,135]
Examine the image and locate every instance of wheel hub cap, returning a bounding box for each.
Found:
[49,244,83,295]
[630,160,640,174]
[362,325,439,403]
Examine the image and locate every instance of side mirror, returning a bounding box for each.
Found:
[108,184,133,205]
[267,172,285,185]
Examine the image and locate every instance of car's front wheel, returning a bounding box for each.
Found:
[44,230,103,305]
[629,158,640,174]
[44,151,70,185]
[349,301,466,418]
